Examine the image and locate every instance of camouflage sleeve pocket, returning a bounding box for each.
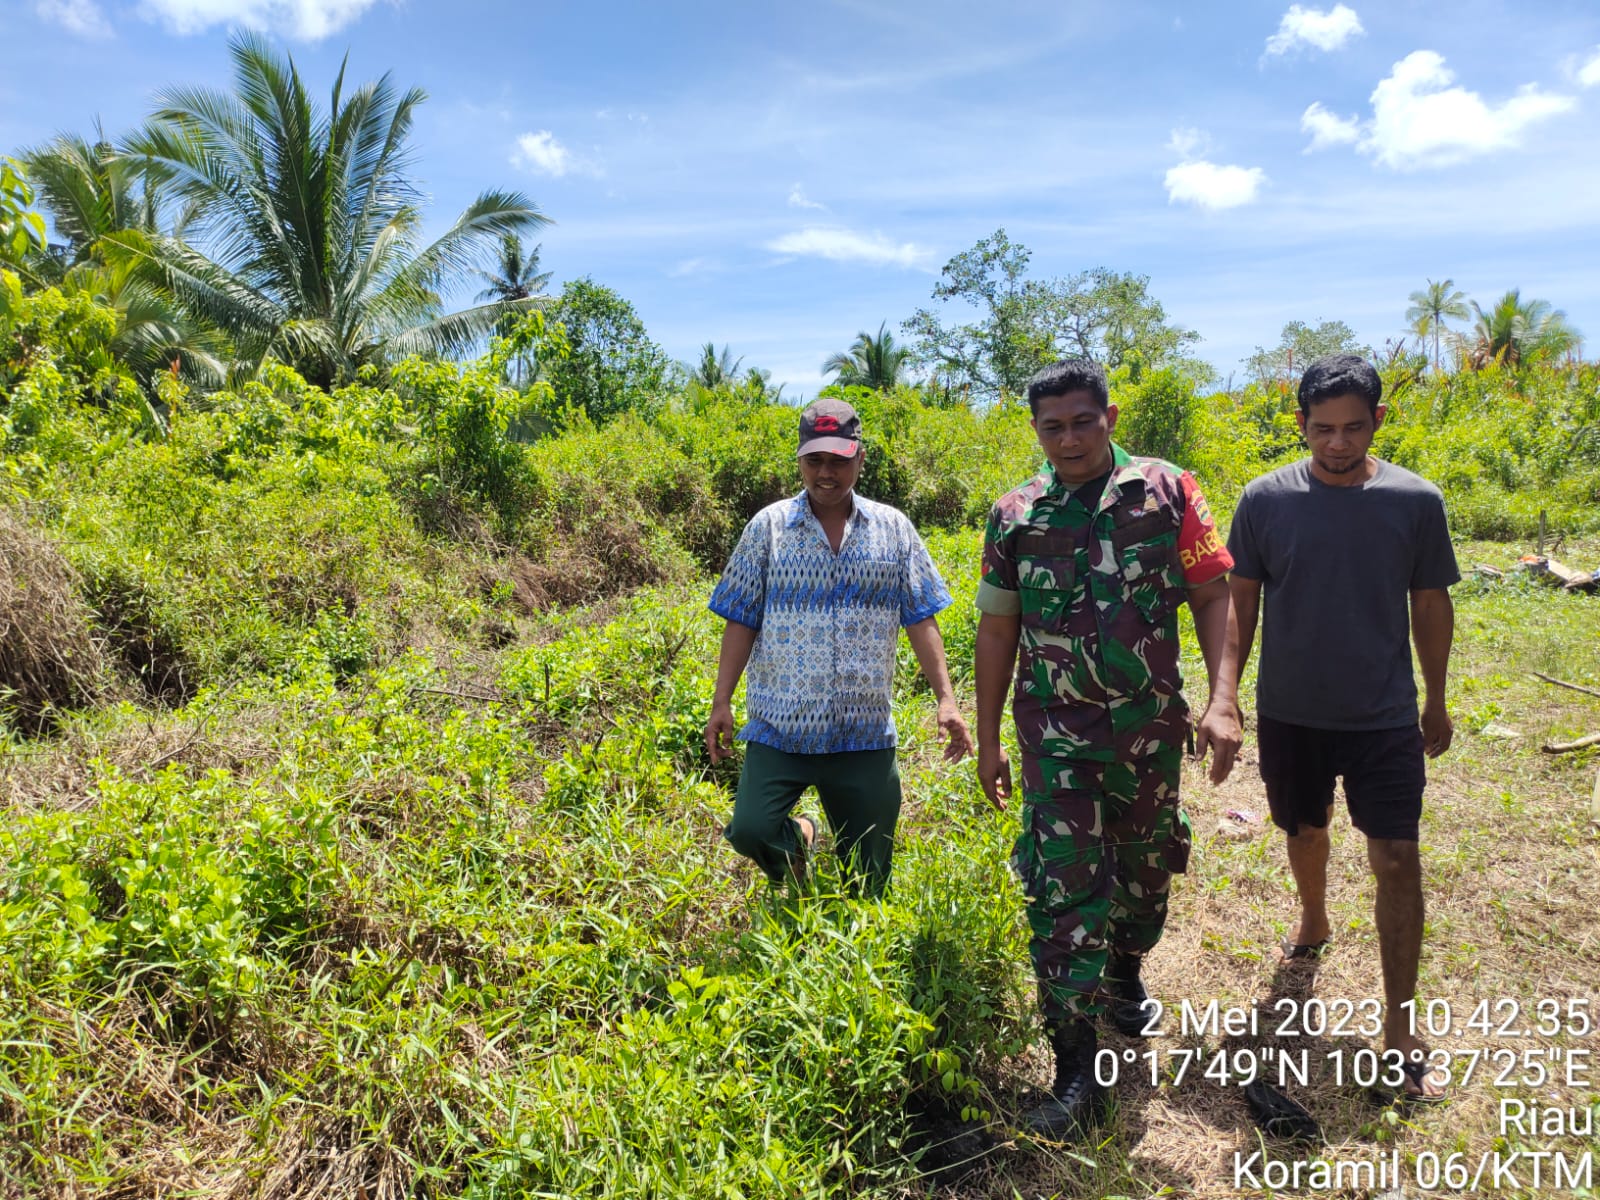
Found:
[1131,540,1179,576]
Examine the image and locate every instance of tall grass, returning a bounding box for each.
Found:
[1,599,1029,1198]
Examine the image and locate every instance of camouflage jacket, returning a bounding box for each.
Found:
[977,444,1232,764]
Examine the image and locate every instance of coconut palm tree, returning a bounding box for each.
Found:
[822,321,913,390]
[474,235,552,384]
[1464,290,1583,369]
[63,257,231,392]
[743,366,785,404]
[19,130,226,388]
[1405,278,1469,373]
[110,33,550,388]
[689,342,744,389]
[20,126,162,268]
[474,234,552,305]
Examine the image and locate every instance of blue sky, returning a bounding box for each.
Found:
[4,0,1599,396]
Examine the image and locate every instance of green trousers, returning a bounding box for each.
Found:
[1013,748,1191,1022]
[723,742,902,897]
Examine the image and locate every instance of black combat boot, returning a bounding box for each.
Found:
[1022,1019,1107,1140]
[1106,951,1157,1038]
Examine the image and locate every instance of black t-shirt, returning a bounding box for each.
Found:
[1226,459,1459,731]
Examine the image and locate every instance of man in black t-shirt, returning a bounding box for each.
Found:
[1224,353,1459,1104]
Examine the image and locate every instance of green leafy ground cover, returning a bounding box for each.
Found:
[2,539,1596,1199]
[3,284,1599,1197]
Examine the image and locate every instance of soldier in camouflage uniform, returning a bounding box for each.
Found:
[974,358,1241,1138]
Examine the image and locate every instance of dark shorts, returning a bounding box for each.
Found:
[1256,715,1425,841]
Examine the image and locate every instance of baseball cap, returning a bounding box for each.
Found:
[797,399,861,458]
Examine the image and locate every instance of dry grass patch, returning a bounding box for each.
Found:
[0,697,283,815]
[0,508,106,733]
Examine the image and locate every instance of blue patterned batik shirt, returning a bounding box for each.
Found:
[708,492,953,754]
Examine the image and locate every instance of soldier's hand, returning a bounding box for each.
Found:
[976,743,1010,812]
[1194,701,1242,784]
[937,700,974,763]
[705,702,737,764]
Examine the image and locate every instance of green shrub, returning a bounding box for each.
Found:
[1375,362,1600,537]
[654,391,798,526]
[1,763,340,1009]
[1113,367,1203,466]
[391,355,544,534]
[523,416,726,595]
[35,414,435,692]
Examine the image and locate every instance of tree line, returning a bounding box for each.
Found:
[0,38,1585,419]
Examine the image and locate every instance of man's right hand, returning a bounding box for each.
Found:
[1194,699,1243,784]
[976,743,1011,812]
[705,702,736,763]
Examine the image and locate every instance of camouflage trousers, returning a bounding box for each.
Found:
[1012,748,1192,1023]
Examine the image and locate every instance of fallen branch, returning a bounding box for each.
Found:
[414,686,504,703]
[146,734,205,773]
[1532,672,1600,701]
[1542,732,1600,755]
[132,717,216,779]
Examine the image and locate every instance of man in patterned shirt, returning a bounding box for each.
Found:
[704,398,973,898]
[974,358,1241,1138]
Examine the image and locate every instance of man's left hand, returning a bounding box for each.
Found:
[1421,700,1453,758]
[1194,700,1243,784]
[937,700,974,762]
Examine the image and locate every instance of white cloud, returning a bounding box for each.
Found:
[668,257,717,278]
[1362,50,1575,169]
[765,227,932,269]
[1164,161,1267,209]
[1265,4,1364,56]
[1300,101,1361,150]
[1165,127,1209,159]
[1577,46,1600,89]
[787,184,827,211]
[512,131,574,177]
[138,0,381,38]
[35,0,112,36]
[1163,127,1264,209]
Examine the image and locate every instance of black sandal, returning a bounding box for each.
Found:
[1369,1058,1450,1107]
[1244,1080,1321,1141]
[1397,1058,1450,1106]
[1279,937,1330,963]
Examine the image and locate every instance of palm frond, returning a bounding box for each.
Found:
[385,297,537,361]
[100,229,283,347]
[400,190,550,293]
